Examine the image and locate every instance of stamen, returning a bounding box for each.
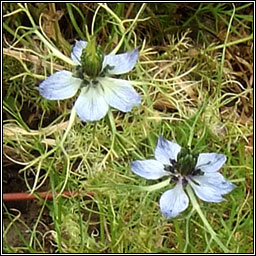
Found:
[164,165,174,173]
[80,80,89,88]
[169,175,179,184]
[100,64,114,77]
[191,169,204,176]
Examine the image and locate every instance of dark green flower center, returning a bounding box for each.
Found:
[177,147,198,176]
[164,147,203,178]
[72,38,115,86]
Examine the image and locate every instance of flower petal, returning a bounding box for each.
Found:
[39,71,81,100]
[98,77,141,112]
[195,153,227,173]
[192,172,235,195]
[71,40,88,65]
[74,85,109,122]
[102,49,139,75]
[159,181,189,218]
[188,178,225,202]
[131,160,169,180]
[154,136,181,165]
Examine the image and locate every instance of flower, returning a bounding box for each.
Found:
[131,136,235,218]
[39,40,141,122]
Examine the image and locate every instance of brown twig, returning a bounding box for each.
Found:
[3,191,94,202]
[3,48,64,71]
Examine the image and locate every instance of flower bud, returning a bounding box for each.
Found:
[80,37,104,79]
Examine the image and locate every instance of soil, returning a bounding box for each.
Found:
[2,155,99,253]
[2,156,56,253]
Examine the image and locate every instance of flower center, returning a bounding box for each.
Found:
[80,38,104,79]
[72,39,116,87]
[177,147,199,176]
[164,147,203,181]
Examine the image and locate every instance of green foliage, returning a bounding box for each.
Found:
[3,2,253,253]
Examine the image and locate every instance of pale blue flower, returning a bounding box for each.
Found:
[39,40,141,122]
[131,136,235,218]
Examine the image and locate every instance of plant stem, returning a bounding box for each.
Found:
[187,102,205,148]
[18,3,75,65]
[206,34,253,51]
[186,185,230,253]
[22,107,77,173]
[141,178,171,192]
[66,3,87,40]
[59,107,77,147]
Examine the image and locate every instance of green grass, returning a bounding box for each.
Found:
[3,3,253,253]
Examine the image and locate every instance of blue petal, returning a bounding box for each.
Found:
[102,49,139,75]
[195,153,227,173]
[131,160,169,180]
[74,85,109,122]
[188,178,225,202]
[71,40,88,65]
[154,136,181,165]
[159,181,189,218]
[98,77,141,112]
[39,71,81,100]
[192,172,235,195]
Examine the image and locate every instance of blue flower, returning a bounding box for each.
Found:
[131,136,235,218]
[39,40,141,122]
